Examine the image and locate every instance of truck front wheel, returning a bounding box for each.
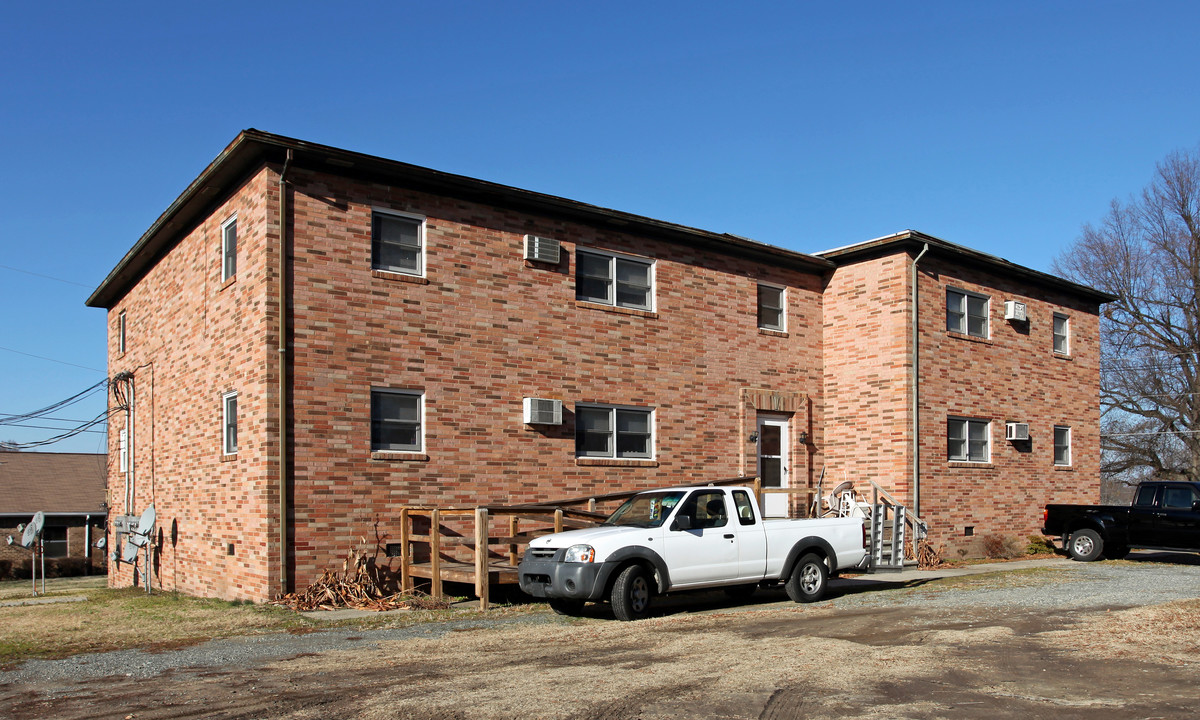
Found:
[1068,528,1104,562]
[548,598,585,616]
[786,553,828,603]
[611,564,653,621]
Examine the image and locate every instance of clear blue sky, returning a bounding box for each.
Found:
[1,0,1197,452]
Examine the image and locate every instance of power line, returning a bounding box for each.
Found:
[1,421,106,434]
[0,409,116,450]
[0,262,93,288]
[0,380,109,426]
[0,345,105,373]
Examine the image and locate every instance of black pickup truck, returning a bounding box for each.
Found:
[1043,481,1200,561]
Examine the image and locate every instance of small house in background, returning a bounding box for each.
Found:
[0,452,107,577]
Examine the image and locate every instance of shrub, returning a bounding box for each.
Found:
[980,534,1024,559]
[1026,535,1056,555]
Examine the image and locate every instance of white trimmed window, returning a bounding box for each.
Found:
[947,289,989,338]
[948,417,989,462]
[1053,313,1070,355]
[576,249,654,311]
[371,389,424,452]
[221,214,238,281]
[575,404,654,459]
[757,284,785,331]
[117,311,126,354]
[372,210,425,276]
[1054,425,1071,466]
[222,391,238,455]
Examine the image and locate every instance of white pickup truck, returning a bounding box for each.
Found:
[517,486,868,620]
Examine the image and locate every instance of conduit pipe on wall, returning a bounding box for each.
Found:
[277,149,293,597]
[911,243,929,519]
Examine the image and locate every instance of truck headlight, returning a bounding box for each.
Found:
[563,544,595,563]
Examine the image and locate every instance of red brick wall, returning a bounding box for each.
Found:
[915,255,1102,552]
[823,254,912,497]
[824,249,1102,551]
[104,166,280,601]
[285,168,825,590]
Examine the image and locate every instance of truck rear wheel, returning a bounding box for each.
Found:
[611,564,652,621]
[1068,528,1104,562]
[786,553,828,603]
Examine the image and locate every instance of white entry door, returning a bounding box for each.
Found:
[757,416,789,518]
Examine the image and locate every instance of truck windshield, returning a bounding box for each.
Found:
[603,491,686,528]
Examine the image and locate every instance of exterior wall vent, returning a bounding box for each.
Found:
[523,397,562,425]
[524,234,561,264]
[1004,300,1027,322]
[1006,422,1030,441]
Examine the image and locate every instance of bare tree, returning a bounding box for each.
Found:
[1054,146,1200,489]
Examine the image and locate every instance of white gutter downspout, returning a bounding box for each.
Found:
[911,243,929,519]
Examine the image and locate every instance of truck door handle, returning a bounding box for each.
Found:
[724,534,735,539]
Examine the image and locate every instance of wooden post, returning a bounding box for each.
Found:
[508,515,519,566]
[399,508,412,593]
[475,507,489,611]
[430,509,442,601]
[554,508,563,533]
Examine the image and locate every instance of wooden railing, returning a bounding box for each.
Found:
[394,477,771,609]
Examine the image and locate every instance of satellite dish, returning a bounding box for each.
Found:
[122,538,139,564]
[136,505,156,536]
[5,536,12,546]
[95,537,106,549]
[21,512,45,549]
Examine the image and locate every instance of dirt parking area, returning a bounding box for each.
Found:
[3,556,1200,719]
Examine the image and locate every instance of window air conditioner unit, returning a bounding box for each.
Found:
[524,234,561,264]
[523,397,562,425]
[1006,422,1030,441]
[1004,300,1027,322]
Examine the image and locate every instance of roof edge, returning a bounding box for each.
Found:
[87,130,835,308]
[817,230,1118,304]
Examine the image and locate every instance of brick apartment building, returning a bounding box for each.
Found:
[87,130,1111,601]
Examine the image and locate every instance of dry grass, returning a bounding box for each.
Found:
[1047,598,1200,665]
[0,584,314,666]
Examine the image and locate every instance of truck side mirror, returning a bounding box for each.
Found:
[672,515,692,531]
[1192,500,1200,512]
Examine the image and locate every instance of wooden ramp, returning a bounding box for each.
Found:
[393,476,826,610]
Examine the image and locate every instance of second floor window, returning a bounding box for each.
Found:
[947,289,989,338]
[372,211,424,276]
[576,250,653,311]
[1053,313,1070,354]
[757,285,785,331]
[221,215,237,281]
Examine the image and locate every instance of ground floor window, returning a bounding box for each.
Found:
[1054,425,1071,466]
[42,526,68,558]
[948,417,990,462]
[575,404,653,459]
[372,389,424,452]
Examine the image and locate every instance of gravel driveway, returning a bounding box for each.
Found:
[3,553,1200,719]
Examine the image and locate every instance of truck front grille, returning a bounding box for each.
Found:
[528,547,558,560]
